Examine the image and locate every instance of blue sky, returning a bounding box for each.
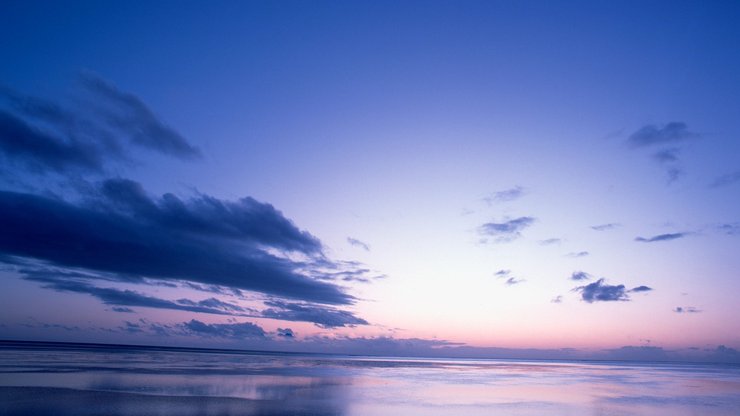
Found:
[1,1,740,362]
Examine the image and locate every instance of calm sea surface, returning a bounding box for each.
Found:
[1,342,739,415]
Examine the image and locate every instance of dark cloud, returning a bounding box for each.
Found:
[262,300,368,328]
[0,187,352,305]
[183,319,265,339]
[591,223,620,231]
[539,238,561,245]
[565,251,589,258]
[635,232,687,243]
[709,170,740,188]
[0,110,102,173]
[674,306,701,313]
[575,279,628,302]
[111,307,135,313]
[479,216,535,242]
[346,237,370,251]
[483,186,525,204]
[574,279,653,303]
[570,271,590,281]
[0,76,200,177]
[23,272,257,316]
[277,328,294,338]
[627,122,697,148]
[80,74,201,159]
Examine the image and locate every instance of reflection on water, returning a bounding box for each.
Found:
[1,343,739,415]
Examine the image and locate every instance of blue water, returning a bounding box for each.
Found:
[1,341,739,415]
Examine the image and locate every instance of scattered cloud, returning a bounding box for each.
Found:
[479,216,535,242]
[570,271,591,281]
[504,277,525,285]
[709,170,740,188]
[635,232,687,243]
[551,295,563,303]
[565,251,589,258]
[539,238,561,245]
[183,319,266,339]
[591,223,620,231]
[261,300,368,328]
[574,279,652,303]
[494,269,510,277]
[483,186,525,204]
[347,237,370,251]
[674,306,701,313]
[111,307,135,313]
[627,122,697,148]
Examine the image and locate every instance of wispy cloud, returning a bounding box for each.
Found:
[483,186,525,204]
[674,306,701,313]
[574,279,652,303]
[347,237,370,251]
[262,300,368,328]
[627,122,697,148]
[626,122,697,184]
[551,295,563,303]
[635,232,687,243]
[709,170,740,188]
[479,216,535,242]
[539,238,562,245]
[565,251,589,258]
[183,319,266,339]
[504,277,525,285]
[591,223,620,231]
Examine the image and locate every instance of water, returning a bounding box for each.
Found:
[1,341,739,415]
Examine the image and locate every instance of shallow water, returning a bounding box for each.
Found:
[1,342,739,415]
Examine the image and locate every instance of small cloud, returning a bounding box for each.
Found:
[479,216,535,242]
[652,148,681,163]
[261,300,368,329]
[717,223,740,235]
[709,170,740,188]
[575,279,628,302]
[277,328,295,338]
[635,232,687,243]
[674,306,701,313]
[627,122,697,148]
[551,295,563,304]
[494,269,510,277]
[565,251,589,258]
[574,279,653,303]
[346,237,370,251]
[483,186,525,204]
[591,223,621,231]
[504,277,525,286]
[570,271,591,281]
[539,238,562,245]
[111,307,135,313]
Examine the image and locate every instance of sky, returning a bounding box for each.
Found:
[1,0,740,363]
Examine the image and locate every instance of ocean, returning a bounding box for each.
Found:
[1,341,739,415]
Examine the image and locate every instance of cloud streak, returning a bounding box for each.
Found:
[627,122,697,148]
[635,232,687,243]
